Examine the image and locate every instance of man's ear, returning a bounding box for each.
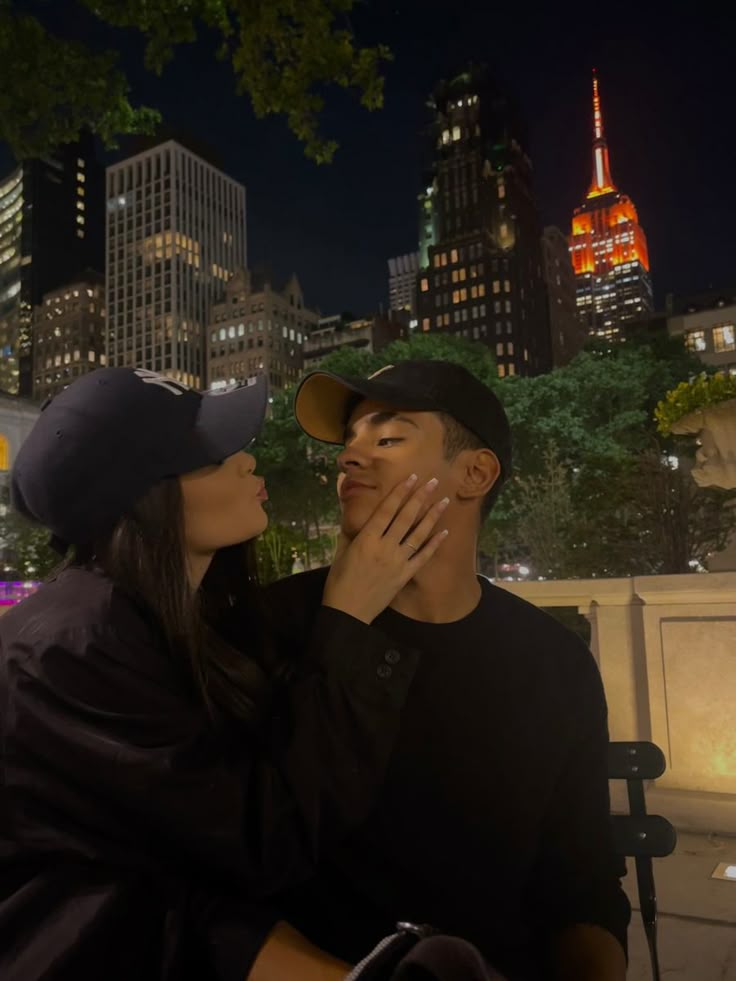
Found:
[455,448,500,504]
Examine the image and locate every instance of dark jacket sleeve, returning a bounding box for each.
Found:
[4,609,418,896]
[523,644,631,961]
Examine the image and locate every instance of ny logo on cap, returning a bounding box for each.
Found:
[134,368,190,397]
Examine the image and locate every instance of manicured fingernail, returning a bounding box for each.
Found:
[441,529,450,537]
[438,496,450,510]
[406,473,418,486]
[426,477,439,490]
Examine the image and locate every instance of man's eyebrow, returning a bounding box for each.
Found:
[343,411,420,442]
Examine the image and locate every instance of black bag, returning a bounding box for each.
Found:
[346,923,508,981]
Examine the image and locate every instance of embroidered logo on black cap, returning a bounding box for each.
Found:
[133,368,189,396]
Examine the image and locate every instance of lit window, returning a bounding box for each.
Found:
[498,180,506,200]
[422,318,430,332]
[496,343,504,356]
[685,330,707,353]
[442,130,450,145]
[76,214,85,225]
[508,364,516,376]
[450,249,458,263]
[441,253,448,267]
[77,172,85,183]
[497,364,506,378]
[219,328,226,341]
[420,278,429,292]
[504,279,511,292]
[228,325,236,338]
[507,342,514,355]
[478,284,486,298]
[100,353,107,366]
[64,352,71,364]
[77,230,84,238]
[452,290,460,304]
[713,324,735,353]
[460,288,467,301]
[436,315,443,327]
[452,126,461,141]
[500,223,508,238]
[238,323,245,336]
[433,254,441,268]
[493,280,501,294]
[459,268,466,281]
[77,158,85,168]
[451,270,458,284]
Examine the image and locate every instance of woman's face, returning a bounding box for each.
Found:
[179,450,268,557]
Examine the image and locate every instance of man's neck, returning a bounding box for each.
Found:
[388,535,481,624]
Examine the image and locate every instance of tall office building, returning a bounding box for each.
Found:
[0,134,103,396]
[388,252,419,316]
[106,139,246,387]
[415,66,551,377]
[569,71,653,340]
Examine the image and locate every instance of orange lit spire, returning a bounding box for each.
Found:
[587,69,616,198]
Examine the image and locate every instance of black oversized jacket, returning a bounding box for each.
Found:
[0,566,421,981]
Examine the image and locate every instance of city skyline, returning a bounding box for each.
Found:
[0,6,732,320]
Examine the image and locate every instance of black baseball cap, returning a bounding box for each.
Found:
[11,367,268,546]
[294,359,512,480]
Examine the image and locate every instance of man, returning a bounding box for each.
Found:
[266,360,630,981]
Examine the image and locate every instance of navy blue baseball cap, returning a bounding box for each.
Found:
[11,368,268,546]
[295,359,512,481]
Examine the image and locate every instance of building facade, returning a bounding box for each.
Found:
[666,290,736,375]
[32,272,106,402]
[415,67,551,377]
[303,314,405,371]
[106,140,246,389]
[207,268,318,393]
[541,226,587,366]
[569,72,653,340]
[0,135,103,397]
[388,252,419,316]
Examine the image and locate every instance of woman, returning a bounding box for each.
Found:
[0,367,450,981]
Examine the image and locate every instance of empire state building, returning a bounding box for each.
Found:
[569,71,653,339]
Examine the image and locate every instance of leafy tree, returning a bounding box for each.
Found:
[0,494,58,580]
[0,0,390,162]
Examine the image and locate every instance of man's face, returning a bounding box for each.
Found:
[336,399,457,540]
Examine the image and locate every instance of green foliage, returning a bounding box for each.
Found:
[655,371,736,435]
[484,334,736,578]
[0,0,390,162]
[0,499,58,580]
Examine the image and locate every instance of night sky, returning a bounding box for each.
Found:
[3,4,735,317]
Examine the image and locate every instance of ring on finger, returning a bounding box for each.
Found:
[404,541,419,554]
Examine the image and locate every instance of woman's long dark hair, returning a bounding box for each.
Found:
[66,477,276,728]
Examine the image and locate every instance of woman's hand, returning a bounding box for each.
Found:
[322,474,449,624]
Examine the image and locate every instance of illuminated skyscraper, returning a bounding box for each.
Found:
[569,71,653,339]
[0,135,102,397]
[106,140,246,388]
[416,67,551,376]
